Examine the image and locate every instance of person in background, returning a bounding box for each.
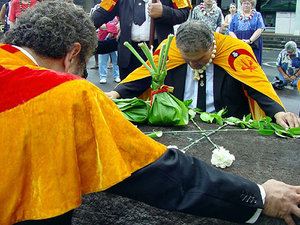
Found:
[91,0,191,80]
[275,41,300,89]
[1,2,300,225]
[0,0,11,33]
[190,0,224,32]
[229,0,265,65]
[8,0,37,27]
[222,2,236,35]
[98,16,121,84]
[89,2,100,69]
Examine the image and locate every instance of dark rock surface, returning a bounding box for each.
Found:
[72,120,300,225]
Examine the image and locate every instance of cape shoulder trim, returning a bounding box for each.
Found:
[100,0,118,11]
[172,0,192,9]
[0,65,82,113]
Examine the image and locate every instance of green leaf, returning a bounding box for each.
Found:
[188,109,196,119]
[217,108,227,117]
[286,127,300,135]
[213,114,223,125]
[183,99,193,107]
[251,120,260,129]
[245,113,252,122]
[200,112,213,122]
[269,123,285,131]
[256,129,275,135]
[147,131,163,138]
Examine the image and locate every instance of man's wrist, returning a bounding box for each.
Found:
[249,39,253,44]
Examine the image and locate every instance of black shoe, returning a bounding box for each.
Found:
[272,76,284,90]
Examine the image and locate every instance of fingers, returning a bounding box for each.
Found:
[274,112,300,129]
[262,179,300,224]
[284,215,296,225]
[284,112,300,128]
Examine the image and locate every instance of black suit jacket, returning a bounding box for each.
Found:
[91,0,189,68]
[115,64,284,119]
[107,148,264,223]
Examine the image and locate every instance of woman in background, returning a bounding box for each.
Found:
[229,0,265,65]
[223,3,236,35]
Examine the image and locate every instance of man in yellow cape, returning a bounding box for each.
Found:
[107,21,300,129]
[1,2,300,225]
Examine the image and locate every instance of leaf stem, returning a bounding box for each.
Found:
[181,123,228,153]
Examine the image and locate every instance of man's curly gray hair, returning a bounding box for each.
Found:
[2,1,97,60]
[175,20,214,53]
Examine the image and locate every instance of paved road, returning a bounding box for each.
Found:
[86,48,300,114]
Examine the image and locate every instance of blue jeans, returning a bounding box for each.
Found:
[278,72,300,87]
[98,51,119,79]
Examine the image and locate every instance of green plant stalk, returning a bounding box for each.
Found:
[139,42,158,73]
[181,124,228,153]
[143,128,251,135]
[124,42,152,71]
[160,34,174,74]
[191,118,220,149]
[157,43,166,74]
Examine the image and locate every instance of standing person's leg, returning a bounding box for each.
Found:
[90,53,99,69]
[110,51,120,82]
[99,53,109,83]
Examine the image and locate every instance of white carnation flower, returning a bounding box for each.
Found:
[211,146,235,168]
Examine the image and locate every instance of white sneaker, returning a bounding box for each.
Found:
[114,77,121,83]
[100,78,107,84]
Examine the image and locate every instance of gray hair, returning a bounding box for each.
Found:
[2,1,97,60]
[175,20,214,53]
[285,41,297,54]
[240,0,256,7]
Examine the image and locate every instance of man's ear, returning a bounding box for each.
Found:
[63,42,82,73]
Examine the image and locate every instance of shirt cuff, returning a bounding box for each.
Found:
[246,184,266,224]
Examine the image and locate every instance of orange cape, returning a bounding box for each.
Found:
[0,44,166,224]
[120,33,284,120]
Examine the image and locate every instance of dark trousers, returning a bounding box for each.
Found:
[119,40,158,80]
[14,210,73,225]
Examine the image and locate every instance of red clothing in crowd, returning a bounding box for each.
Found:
[9,0,37,22]
[97,16,119,41]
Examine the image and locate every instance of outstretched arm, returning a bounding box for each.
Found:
[107,148,264,223]
[107,148,300,224]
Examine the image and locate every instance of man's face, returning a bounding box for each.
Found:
[179,45,214,70]
[287,50,296,58]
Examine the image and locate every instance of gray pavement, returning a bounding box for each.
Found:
[87,48,300,114]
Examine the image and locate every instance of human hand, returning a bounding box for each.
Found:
[105,91,121,99]
[290,75,297,82]
[148,0,163,19]
[262,179,300,225]
[274,111,300,129]
[107,33,113,39]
